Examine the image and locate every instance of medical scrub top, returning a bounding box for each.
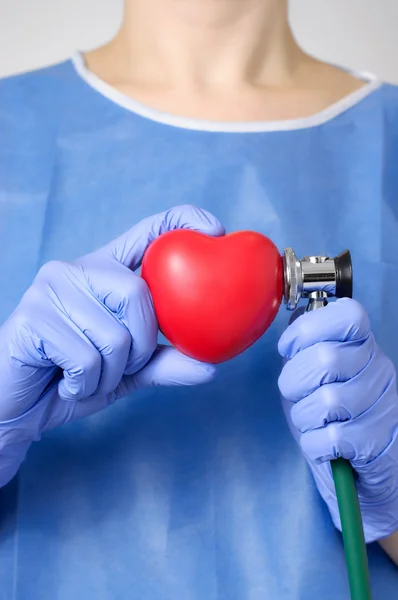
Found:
[0,54,398,600]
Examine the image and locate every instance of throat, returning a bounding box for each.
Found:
[83,48,368,123]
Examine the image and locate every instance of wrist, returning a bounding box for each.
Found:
[379,530,398,565]
[359,487,398,543]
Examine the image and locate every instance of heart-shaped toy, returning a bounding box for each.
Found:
[141,230,283,363]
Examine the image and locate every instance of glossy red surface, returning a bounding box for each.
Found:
[141,230,283,363]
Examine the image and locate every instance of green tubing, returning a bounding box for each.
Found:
[331,458,372,600]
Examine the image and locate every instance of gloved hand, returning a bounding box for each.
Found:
[0,205,225,488]
[278,298,398,543]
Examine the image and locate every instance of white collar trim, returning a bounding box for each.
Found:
[71,51,382,133]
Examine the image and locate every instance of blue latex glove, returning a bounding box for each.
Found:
[278,298,398,543]
[0,205,225,488]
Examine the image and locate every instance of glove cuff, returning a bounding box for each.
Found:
[308,460,398,543]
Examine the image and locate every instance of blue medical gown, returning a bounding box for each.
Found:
[0,59,398,599]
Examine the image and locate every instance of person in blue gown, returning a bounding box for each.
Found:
[0,1,398,598]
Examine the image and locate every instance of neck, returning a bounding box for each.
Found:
[104,0,304,89]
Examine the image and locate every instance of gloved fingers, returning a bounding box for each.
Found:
[5,298,102,403]
[299,377,398,464]
[33,261,136,398]
[0,317,58,419]
[39,260,157,392]
[80,263,158,374]
[354,432,398,500]
[0,360,57,421]
[42,323,101,402]
[278,298,370,359]
[290,382,352,434]
[59,289,133,398]
[67,345,216,421]
[121,277,158,374]
[98,204,225,270]
[290,346,394,432]
[278,335,374,402]
[117,345,216,394]
[285,341,394,456]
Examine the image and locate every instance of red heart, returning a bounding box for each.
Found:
[141,230,283,363]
